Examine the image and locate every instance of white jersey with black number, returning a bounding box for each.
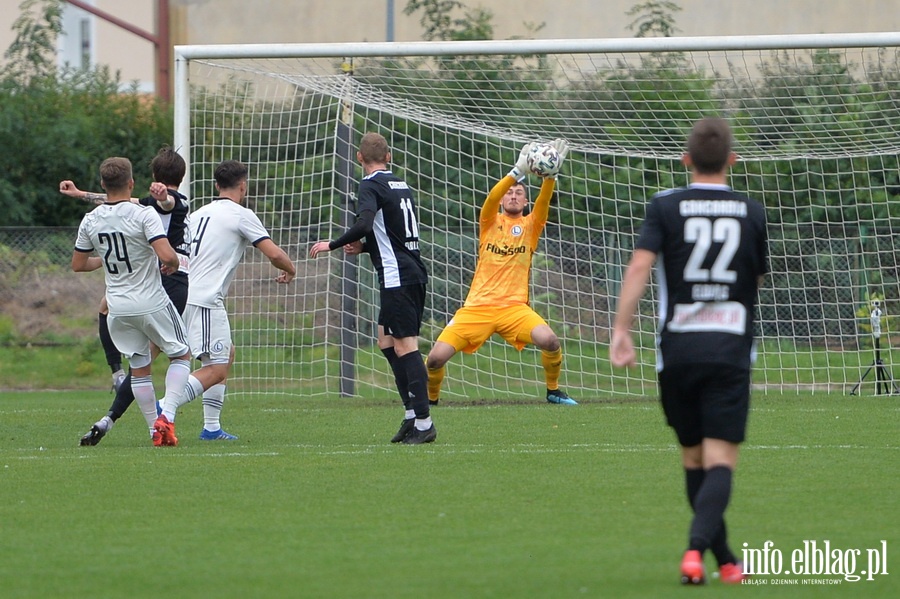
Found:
[75,201,171,316]
[186,198,271,309]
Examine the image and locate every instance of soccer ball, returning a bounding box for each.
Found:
[526,143,561,177]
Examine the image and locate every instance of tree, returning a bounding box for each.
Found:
[403,0,543,42]
[626,1,682,38]
[2,0,63,84]
[0,0,172,227]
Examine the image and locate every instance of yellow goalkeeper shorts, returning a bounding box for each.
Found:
[435,304,548,354]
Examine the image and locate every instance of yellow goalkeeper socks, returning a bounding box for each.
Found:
[427,364,445,402]
[541,348,563,389]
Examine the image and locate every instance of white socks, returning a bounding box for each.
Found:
[160,359,192,421]
[202,383,226,432]
[131,375,158,428]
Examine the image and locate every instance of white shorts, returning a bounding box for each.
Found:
[108,303,190,366]
[184,304,232,365]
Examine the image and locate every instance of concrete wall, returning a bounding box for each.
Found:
[0,0,897,95]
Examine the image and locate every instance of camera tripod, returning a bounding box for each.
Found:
[849,303,899,396]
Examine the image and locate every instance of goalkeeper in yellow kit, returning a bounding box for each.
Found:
[425,139,577,405]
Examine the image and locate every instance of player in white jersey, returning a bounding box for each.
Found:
[157,159,296,441]
[62,146,192,446]
[72,157,191,447]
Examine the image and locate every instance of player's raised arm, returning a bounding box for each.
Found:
[149,181,176,211]
[530,139,568,226]
[60,180,141,205]
[60,180,104,206]
[480,142,536,226]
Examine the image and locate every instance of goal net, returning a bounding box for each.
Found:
[174,34,900,400]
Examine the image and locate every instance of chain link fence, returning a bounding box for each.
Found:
[0,227,104,344]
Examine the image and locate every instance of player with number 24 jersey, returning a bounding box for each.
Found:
[75,202,173,317]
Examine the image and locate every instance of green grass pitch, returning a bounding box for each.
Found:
[0,391,897,598]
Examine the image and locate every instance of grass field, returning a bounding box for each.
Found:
[1,389,897,598]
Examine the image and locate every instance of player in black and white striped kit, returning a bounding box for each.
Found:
[310,131,433,444]
[611,118,768,585]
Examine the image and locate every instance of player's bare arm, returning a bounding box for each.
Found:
[257,238,296,283]
[308,241,332,258]
[60,180,142,205]
[149,181,176,211]
[71,252,103,272]
[60,180,104,206]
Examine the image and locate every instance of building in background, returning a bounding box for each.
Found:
[0,0,897,98]
[0,1,157,92]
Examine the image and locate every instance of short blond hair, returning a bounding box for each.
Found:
[358,132,390,164]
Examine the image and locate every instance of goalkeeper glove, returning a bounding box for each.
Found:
[508,142,537,182]
[546,138,569,179]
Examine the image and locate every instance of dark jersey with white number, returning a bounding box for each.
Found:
[140,189,190,257]
[140,189,190,276]
[357,170,428,289]
[635,183,768,370]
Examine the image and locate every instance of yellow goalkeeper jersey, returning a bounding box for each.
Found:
[463,175,556,308]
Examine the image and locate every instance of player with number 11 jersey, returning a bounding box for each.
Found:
[355,170,428,289]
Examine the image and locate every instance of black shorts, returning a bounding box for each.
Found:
[162,272,189,314]
[658,363,751,446]
[378,283,426,339]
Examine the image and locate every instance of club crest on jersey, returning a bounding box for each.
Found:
[214,341,224,353]
[510,224,523,237]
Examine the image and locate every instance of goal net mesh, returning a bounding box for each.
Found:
[177,37,900,399]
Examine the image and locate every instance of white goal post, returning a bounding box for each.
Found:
[173,33,900,400]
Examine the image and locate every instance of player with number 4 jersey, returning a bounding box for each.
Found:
[157,159,296,442]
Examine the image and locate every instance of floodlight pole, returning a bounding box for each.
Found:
[64,0,171,102]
